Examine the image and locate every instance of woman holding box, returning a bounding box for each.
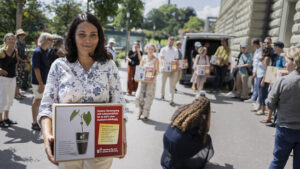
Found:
[190,47,210,97]
[38,13,127,169]
[136,44,159,120]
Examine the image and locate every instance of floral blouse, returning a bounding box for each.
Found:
[38,57,127,124]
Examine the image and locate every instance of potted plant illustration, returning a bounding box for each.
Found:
[70,110,92,154]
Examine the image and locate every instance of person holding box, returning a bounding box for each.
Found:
[136,44,159,120]
[212,39,231,92]
[160,37,179,106]
[38,13,127,169]
[190,46,210,97]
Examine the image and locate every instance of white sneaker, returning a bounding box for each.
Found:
[225,91,235,97]
[244,99,255,103]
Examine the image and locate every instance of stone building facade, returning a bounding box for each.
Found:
[215,0,299,59]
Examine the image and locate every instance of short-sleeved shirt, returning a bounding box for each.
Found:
[237,52,252,75]
[128,50,143,66]
[31,46,50,85]
[160,46,178,63]
[275,55,285,68]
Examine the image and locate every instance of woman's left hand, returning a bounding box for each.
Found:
[119,137,127,159]
[260,80,265,87]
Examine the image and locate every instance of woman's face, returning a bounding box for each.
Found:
[5,36,15,47]
[147,46,154,55]
[75,21,99,56]
[285,56,296,73]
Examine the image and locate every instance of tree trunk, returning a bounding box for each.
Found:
[16,0,24,30]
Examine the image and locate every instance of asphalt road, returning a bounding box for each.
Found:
[0,61,292,169]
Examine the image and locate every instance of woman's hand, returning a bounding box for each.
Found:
[44,134,58,165]
[119,119,127,159]
[119,137,127,159]
[0,69,8,76]
[260,80,265,87]
[38,84,45,93]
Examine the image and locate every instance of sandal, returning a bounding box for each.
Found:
[251,109,259,112]
[260,119,272,123]
[143,117,148,121]
[256,111,265,116]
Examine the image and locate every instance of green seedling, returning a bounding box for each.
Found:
[70,109,92,132]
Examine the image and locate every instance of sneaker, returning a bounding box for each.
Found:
[32,123,41,131]
[225,91,235,97]
[244,99,255,103]
[0,121,9,128]
[4,119,17,125]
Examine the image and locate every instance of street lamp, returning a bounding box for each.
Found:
[125,12,130,62]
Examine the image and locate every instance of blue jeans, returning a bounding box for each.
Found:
[257,77,269,106]
[250,77,259,101]
[269,126,300,169]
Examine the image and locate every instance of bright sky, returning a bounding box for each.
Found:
[43,0,220,19]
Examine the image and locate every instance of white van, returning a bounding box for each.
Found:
[180,33,235,90]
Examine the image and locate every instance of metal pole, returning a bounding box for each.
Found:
[125,13,130,62]
[168,0,171,4]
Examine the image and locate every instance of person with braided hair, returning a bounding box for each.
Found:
[161,96,214,169]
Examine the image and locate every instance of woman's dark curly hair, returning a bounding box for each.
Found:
[65,12,112,62]
[171,96,211,143]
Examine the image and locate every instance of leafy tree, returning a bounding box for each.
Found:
[48,0,82,36]
[183,16,205,30]
[183,7,196,23]
[91,0,122,25]
[23,0,50,43]
[113,0,144,30]
[0,0,50,44]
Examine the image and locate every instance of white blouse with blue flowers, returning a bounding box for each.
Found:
[38,57,127,124]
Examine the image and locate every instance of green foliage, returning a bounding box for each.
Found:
[70,110,80,121]
[83,111,92,126]
[143,4,185,37]
[183,16,205,30]
[70,109,92,133]
[117,50,126,60]
[48,0,82,36]
[113,0,144,30]
[23,0,50,43]
[91,0,122,25]
[0,0,50,44]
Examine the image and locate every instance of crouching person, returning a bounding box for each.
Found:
[161,95,214,169]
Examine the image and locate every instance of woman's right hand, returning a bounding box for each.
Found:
[44,134,58,165]
[0,69,8,76]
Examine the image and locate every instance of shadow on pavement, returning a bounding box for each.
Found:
[1,126,44,144]
[209,94,235,105]
[0,148,33,169]
[16,95,32,106]
[205,162,234,169]
[142,119,169,131]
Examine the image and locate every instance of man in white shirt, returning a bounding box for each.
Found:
[245,38,262,103]
[106,38,117,61]
[160,37,179,106]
